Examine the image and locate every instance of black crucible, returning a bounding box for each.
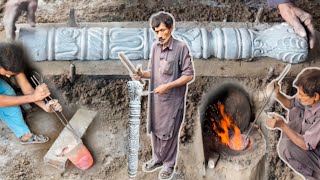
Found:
[200,83,253,159]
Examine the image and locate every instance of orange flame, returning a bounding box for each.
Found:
[212,102,243,150]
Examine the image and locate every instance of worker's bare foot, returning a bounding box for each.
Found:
[20,133,33,142]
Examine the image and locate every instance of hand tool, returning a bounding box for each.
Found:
[119,52,145,85]
[30,73,80,140]
[245,64,291,140]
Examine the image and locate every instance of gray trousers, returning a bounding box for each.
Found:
[151,109,183,169]
[278,135,320,180]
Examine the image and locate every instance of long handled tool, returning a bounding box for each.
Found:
[30,73,81,141]
[119,52,145,85]
[245,64,291,140]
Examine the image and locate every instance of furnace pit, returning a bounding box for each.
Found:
[199,83,267,180]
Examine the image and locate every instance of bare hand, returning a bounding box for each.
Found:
[266,114,286,129]
[32,83,50,102]
[273,80,280,95]
[137,68,143,77]
[132,74,141,81]
[131,68,143,81]
[3,0,38,40]
[266,79,281,97]
[278,3,316,49]
[154,84,171,95]
[44,99,62,113]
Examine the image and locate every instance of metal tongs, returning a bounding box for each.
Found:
[30,72,80,140]
[245,64,291,140]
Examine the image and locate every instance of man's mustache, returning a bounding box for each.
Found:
[158,38,164,42]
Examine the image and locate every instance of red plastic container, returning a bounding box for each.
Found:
[64,140,94,170]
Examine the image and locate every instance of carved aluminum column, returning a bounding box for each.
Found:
[204,24,308,63]
[127,81,143,177]
[18,23,308,63]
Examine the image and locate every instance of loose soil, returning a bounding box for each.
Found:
[0,73,304,180]
[0,0,320,29]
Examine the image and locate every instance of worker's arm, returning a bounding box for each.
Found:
[281,123,308,150]
[266,115,308,150]
[139,71,151,79]
[154,75,193,95]
[15,73,61,112]
[154,44,194,95]
[272,80,294,109]
[0,73,49,107]
[15,72,47,110]
[0,93,44,107]
[267,0,316,49]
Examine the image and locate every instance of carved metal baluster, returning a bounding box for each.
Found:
[127,81,143,177]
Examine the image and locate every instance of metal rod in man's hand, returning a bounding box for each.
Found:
[245,64,291,140]
[276,64,291,83]
[30,76,80,140]
[119,53,145,84]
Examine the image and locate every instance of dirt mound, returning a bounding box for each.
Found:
[0,0,319,29]
[1,154,39,180]
[0,73,301,179]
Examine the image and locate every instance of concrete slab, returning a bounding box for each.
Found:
[43,108,97,171]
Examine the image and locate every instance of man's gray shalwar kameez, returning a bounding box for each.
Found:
[148,37,194,169]
[278,98,320,180]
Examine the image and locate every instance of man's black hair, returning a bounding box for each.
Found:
[151,12,174,30]
[295,68,320,97]
[0,43,26,73]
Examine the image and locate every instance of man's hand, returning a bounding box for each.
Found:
[278,3,316,49]
[44,99,62,113]
[266,114,286,129]
[154,84,171,95]
[132,74,141,81]
[131,68,143,81]
[268,79,280,96]
[266,113,308,150]
[3,0,38,40]
[32,83,50,102]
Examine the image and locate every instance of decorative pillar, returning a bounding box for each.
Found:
[204,23,308,63]
[127,81,143,177]
[18,23,308,63]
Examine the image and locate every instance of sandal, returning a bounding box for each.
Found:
[142,160,163,172]
[159,167,174,180]
[21,134,49,145]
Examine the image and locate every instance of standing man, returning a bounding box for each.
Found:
[133,12,194,180]
[266,68,320,180]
